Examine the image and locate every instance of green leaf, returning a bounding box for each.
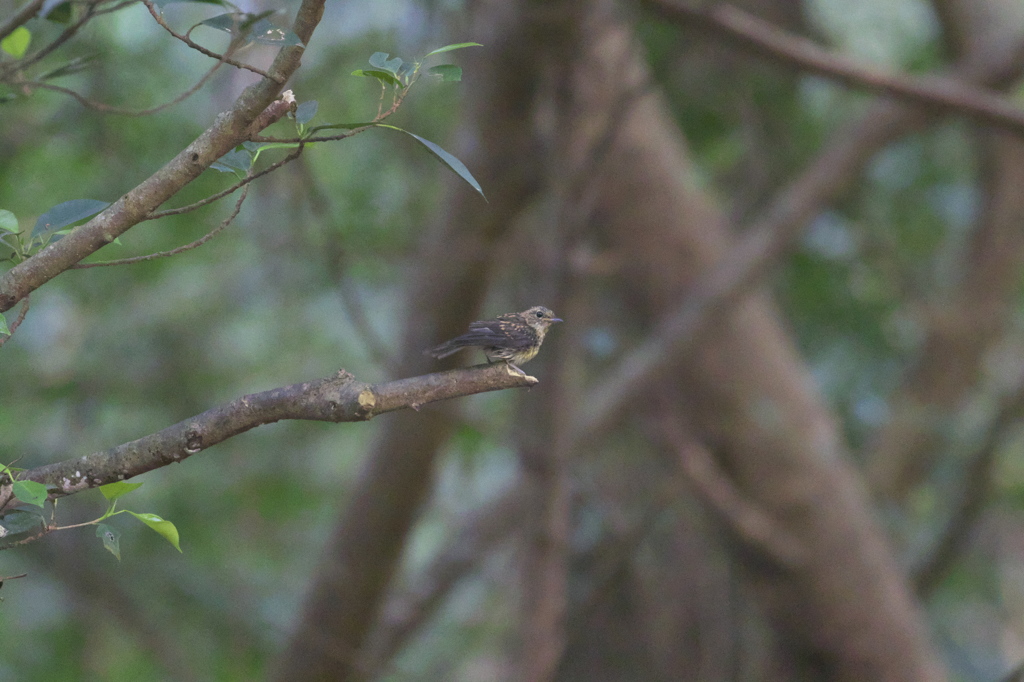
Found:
[100,481,144,501]
[0,209,17,234]
[1,27,31,59]
[0,509,45,536]
[423,42,483,57]
[247,18,303,47]
[199,12,237,31]
[37,54,98,81]
[42,0,71,23]
[368,52,404,75]
[199,12,301,47]
[428,64,462,82]
[12,480,47,508]
[350,69,402,87]
[246,141,301,152]
[378,125,485,199]
[96,523,121,560]
[31,199,110,243]
[210,147,252,176]
[295,100,318,126]
[128,512,182,552]
[0,314,8,336]
[396,60,415,82]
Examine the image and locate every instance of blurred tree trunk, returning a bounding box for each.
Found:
[534,2,949,682]
[268,3,555,680]
[270,0,964,681]
[867,0,1024,511]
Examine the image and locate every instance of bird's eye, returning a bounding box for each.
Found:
[535,311,545,318]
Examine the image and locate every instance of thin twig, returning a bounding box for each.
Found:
[70,183,250,268]
[254,128,370,144]
[0,1,97,77]
[296,158,398,372]
[364,484,528,670]
[0,294,30,348]
[640,0,1024,136]
[251,82,410,144]
[913,385,1024,595]
[16,58,225,116]
[148,145,304,219]
[141,0,280,82]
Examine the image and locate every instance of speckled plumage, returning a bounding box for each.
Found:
[426,306,563,373]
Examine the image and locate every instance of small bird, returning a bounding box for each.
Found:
[425,306,563,375]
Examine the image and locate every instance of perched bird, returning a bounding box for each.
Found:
[425,306,563,375]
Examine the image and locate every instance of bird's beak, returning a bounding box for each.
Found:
[551,317,563,323]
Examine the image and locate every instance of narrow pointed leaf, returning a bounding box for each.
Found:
[423,42,483,57]
[380,126,484,199]
[32,199,109,242]
[0,314,9,336]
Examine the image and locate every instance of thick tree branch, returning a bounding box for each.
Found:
[7,364,537,503]
[640,0,1024,135]
[0,0,324,313]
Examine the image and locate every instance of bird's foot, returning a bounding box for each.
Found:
[505,362,538,385]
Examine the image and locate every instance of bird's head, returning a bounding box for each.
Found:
[522,306,563,335]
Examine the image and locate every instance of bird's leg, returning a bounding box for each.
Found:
[504,361,528,378]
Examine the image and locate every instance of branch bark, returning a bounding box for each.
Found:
[3,364,537,506]
[0,0,325,313]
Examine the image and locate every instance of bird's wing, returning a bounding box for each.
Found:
[466,319,536,350]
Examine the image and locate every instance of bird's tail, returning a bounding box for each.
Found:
[424,342,465,359]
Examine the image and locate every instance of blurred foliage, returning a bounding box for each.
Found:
[0,0,479,678]
[2,0,1024,679]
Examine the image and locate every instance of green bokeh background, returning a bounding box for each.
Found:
[1,0,1021,679]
